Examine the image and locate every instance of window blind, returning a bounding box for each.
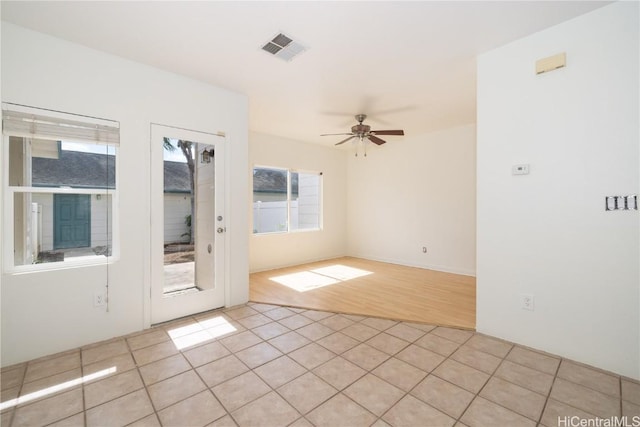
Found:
[2,105,120,146]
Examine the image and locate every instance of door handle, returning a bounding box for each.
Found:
[217,227,225,234]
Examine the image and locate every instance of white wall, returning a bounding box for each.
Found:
[347,124,477,276]
[249,132,347,272]
[1,23,249,366]
[164,193,191,244]
[477,2,639,379]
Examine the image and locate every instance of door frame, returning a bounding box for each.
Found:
[146,124,228,326]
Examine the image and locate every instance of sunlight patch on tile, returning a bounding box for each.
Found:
[168,316,237,350]
[0,367,116,411]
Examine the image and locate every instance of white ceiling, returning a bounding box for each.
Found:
[1,1,609,147]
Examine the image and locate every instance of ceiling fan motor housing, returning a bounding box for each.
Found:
[352,124,371,135]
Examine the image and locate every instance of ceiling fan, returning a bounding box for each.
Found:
[321,114,405,147]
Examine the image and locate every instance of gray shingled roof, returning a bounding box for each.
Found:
[253,168,298,194]
[32,151,191,193]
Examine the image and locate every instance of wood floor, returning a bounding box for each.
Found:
[249,257,476,329]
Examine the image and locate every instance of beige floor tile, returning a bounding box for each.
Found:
[237,314,272,329]
[170,329,217,351]
[24,352,81,383]
[235,342,283,369]
[289,343,336,370]
[451,346,502,374]
[20,368,82,401]
[411,375,474,419]
[0,410,13,426]
[84,369,144,408]
[1,366,25,390]
[550,378,620,418]
[385,323,427,343]
[158,390,226,427]
[82,352,136,379]
[248,303,281,313]
[372,357,427,391]
[342,343,390,371]
[128,414,161,427]
[196,355,249,388]
[465,334,513,358]
[383,394,455,427]
[507,347,560,375]
[342,314,366,322]
[494,360,554,396]
[207,321,246,341]
[47,412,85,427]
[219,331,263,353]
[431,327,473,344]
[307,394,376,427]
[253,356,307,389]
[319,314,356,331]
[433,359,490,394]
[278,372,338,414]
[12,388,82,427]
[207,414,237,427]
[126,329,169,351]
[289,417,313,427]
[251,322,290,340]
[301,310,334,321]
[341,323,380,342]
[86,388,154,427]
[361,317,398,331]
[539,398,598,427]
[313,357,366,390]
[81,340,128,366]
[623,400,640,417]
[183,341,230,367]
[225,306,259,320]
[371,419,391,427]
[414,333,460,357]
[139,353,191,385]
[132,341,179,367]
[460,397,536,427]
[343,374,404,416]
[262,307,296,321]
[147,370,206,410]
[402,321,436,332]
[366,333,410,355]
[268,331,311,354]
[196,312,235,330]
[395,344,445,373]
[2,386,20,406]
[289,307,307,314]
[623,379,640,405]
[296,323,334,341]
[316,332,360,354]
[163,318,203,339]
[231,391,299,427]
[278,314,314,330]
[557,360,620,397]
[212,371,271,412]
[480,377,546,421]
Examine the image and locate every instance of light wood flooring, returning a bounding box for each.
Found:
[250,257,476,329]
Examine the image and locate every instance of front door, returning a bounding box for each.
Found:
[150,124,226,324]
[53,194,90,249]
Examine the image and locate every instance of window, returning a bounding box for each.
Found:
[253,166,322,234]
[2,105,119,270]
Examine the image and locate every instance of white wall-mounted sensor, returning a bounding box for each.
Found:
[512,164,530,175]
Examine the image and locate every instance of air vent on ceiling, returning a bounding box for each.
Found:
[261,32,306,62]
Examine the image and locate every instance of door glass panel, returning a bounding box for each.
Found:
[162,138,215,296]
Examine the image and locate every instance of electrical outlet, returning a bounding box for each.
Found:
[94,291,107,307]
[521,294,534,311]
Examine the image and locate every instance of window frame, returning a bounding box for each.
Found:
[252,165,323,235]
[2,137,120,274]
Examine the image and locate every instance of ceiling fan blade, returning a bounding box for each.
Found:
[321,132,353,136]
[370,130,404,136]
[335,135,357,146]
[368,134,386,145]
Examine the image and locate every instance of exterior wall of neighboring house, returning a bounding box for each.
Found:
[31,193,112,251]
[164,193,191,244]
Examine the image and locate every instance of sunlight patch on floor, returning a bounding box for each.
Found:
[167,315,237,350]
[270,264,373,292]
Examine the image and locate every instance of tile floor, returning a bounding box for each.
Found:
[1,303,639,427]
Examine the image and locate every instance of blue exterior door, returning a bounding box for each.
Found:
[54,194,91,249]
